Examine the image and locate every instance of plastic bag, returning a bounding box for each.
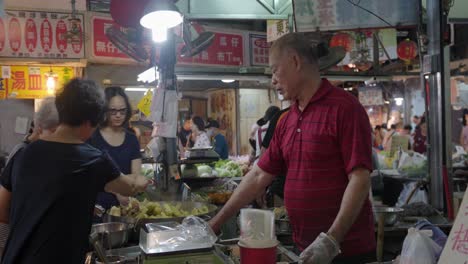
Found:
[399,228,442,264]
[395,182,428,207]
[140,216,217,254]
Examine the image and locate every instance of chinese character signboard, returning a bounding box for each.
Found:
[0,65,74,99]
[293,0,418,32]
[0,10,84,59]
[90,15,147,63]
[177,28,244,67]
[249,34,270,66]
[89,15,244,67]
[267,20,289,42]
[439,190,468,264]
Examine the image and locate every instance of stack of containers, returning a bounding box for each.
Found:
[238,209,279,264]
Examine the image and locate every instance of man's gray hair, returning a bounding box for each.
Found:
[35,97,59,130]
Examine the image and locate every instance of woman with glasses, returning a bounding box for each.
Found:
[88,86,142,219]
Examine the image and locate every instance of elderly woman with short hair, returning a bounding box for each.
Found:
[0,97,59,258]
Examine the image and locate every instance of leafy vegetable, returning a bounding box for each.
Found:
[109,198,210,220]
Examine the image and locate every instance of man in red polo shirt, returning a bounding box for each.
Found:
[209,33,375,264]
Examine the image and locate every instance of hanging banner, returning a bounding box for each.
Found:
[0,10,84,59]
[0,65,75,99]
[293,0,418,32]
[267,20,289,42]
[249,34,271,66]
[89,14,245,67]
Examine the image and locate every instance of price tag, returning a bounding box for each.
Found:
[137,90,153,117]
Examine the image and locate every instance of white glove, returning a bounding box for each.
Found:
[299,232,341,264]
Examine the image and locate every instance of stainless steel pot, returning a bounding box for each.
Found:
[90,222,129,249]
[103,201,218,243]
[95,255,126,264]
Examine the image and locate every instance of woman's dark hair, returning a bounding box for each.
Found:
[463,109,468,126]
[191,116,205,132]
[404,124,412,131]
[55,78,105,127]
[390,124,397,130]
[374,125,381,130]
[101,86,133,127]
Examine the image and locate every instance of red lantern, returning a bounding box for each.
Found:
[110,0,149,28]
[397,39,418,62]
[330,33,353,52]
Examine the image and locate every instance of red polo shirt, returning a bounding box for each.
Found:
[258,79,375,257]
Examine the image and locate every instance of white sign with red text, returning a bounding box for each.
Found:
[249,34,271,66]
[439,190,468,264]
[0,10,84,59]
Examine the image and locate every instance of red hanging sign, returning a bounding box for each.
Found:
[40,19,53,53]
[8,17,21,52]
[55,20,67,53]
[397,39,417,61]
[25,18,38,52]
[330,32,353,52]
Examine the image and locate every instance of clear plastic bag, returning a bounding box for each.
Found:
[139,216,218,254]
[395,182,428,207]
[399,228,442,264]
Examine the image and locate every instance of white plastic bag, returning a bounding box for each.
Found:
[149,88,179,138]
[395,182,428,207]
[399,228,441,264]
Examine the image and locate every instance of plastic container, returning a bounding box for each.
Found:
[238,240,278,264]
[239,209,275,241]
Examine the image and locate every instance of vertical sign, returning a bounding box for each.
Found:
[249,34,271,66]
[439,190,468,263]
[267,19,290,42]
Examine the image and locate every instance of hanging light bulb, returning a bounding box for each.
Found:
[45,68,57,95]
[140,0,183,43]
[151,26,167,42]
[394,97,404,106]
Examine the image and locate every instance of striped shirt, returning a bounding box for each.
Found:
[258,79,375,257]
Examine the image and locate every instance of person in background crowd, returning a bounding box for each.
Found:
[381,123,388,130]
[255,106,291,207]
[412,115,421,127]
[88,86,142,216]
[0,79,148,263]
[209,33,375,264]
[0,97,59,259]
[178,118,192,148]
[413,117,427,154]
[253,106,280,164]
[382,124,397,151]
[459,109,468,151]
[373,125,383,150]
[189,116,211,148]
[399,124,413,149]
[248,118,265,164]
[205,120,229,159]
